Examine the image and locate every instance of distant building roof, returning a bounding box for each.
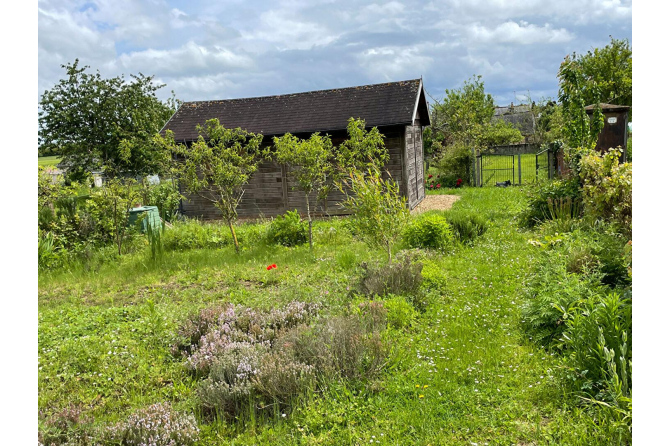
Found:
[493,102,535,136]
[162,79,430,141]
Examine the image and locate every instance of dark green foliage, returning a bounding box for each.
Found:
[519,177,582,227]
[445,212,487,244]
[267,210,309,247]
[38,59,177,179]
[404,214,454,250]
[558,37,632,147]
[434,143,473,186]
[359,256,423,299]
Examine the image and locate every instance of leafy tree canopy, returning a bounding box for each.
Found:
[427,75,523,153]
[38,59,179,180]
[558,37,632,148]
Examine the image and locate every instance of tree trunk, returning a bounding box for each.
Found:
[228,218,240,254]
[305,193,313,250]
[387,243,392,265]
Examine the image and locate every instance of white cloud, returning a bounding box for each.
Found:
[114,41,254,76]
[467,21,574,44]
[358,46,433,81]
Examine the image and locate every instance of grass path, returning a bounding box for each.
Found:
[39,188,611,445]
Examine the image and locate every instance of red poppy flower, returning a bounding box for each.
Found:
[428,174,433,179]
[271,263,277,269]
[266,265,273,271]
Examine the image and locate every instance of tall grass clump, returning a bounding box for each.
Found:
[519,177,582,228]
[358,255,423,299]
[404,213,454,250]
[444,211,487,244]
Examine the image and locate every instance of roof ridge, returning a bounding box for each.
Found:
[182,79,421,104]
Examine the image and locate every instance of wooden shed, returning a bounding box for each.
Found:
[585,103,630,161]
[162,79,430,219]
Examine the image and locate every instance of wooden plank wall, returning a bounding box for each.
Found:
[179,126,407,220]
[404,122,425,210]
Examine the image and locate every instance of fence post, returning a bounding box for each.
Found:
[518,153,522,185]
[472,148,477,187]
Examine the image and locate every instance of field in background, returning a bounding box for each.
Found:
[38,156,62,167]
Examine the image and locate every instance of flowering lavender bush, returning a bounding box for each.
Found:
[174,301,321,375]
[179,301,388,419]
[106,402,199,445]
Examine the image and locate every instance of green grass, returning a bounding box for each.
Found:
[38,187,626,445]
[38,155,62,167]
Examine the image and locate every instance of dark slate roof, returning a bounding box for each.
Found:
[162,79,429,141]
[493,104,535,136]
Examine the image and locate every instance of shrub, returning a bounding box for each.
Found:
[519,177,582,228]
[359,256,423,297]
[39,404,96,446]
[106,402,199,445]
[266,210,308,247]
[141,181,182,221]
[445,212,487,244]
[580,148,632,236]
[383,295,418,330]
[521,254,606,348]
[404,214,454,250]
[284,315,388,381]
[185,301,388,418]
[435,142,473,186]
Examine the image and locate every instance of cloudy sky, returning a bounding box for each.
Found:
[38,0,632,107]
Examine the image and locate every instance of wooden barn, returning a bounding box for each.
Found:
[162,78,430,219]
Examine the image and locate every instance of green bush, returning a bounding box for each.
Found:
[521,254,606,348]
[404,214,454,250]
[141,180,182,221]
[383,295,418,330]
[266,210,308,247]
[580,148,632,236]
[519,177,582,228]
[445,212,487,244]
[435,142,473,186]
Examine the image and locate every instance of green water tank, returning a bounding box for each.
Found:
[128,206,161,233]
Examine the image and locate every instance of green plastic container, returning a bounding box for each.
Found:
[128,206,161,233]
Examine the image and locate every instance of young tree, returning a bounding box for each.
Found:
[90,178,142,256]
[273,132,334,249]
[427,76,523,184]
[38,59,178,180]
[339,168,409,264]
[171,119,264,254]
[336,118,389,173]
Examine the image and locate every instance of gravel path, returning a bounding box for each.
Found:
[411,194,461,215]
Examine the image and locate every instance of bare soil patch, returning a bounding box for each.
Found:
[411,194,461,215]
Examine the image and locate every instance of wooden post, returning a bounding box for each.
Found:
[472,148,478,187]
[518,153,522,185]
[280,163,289,211]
